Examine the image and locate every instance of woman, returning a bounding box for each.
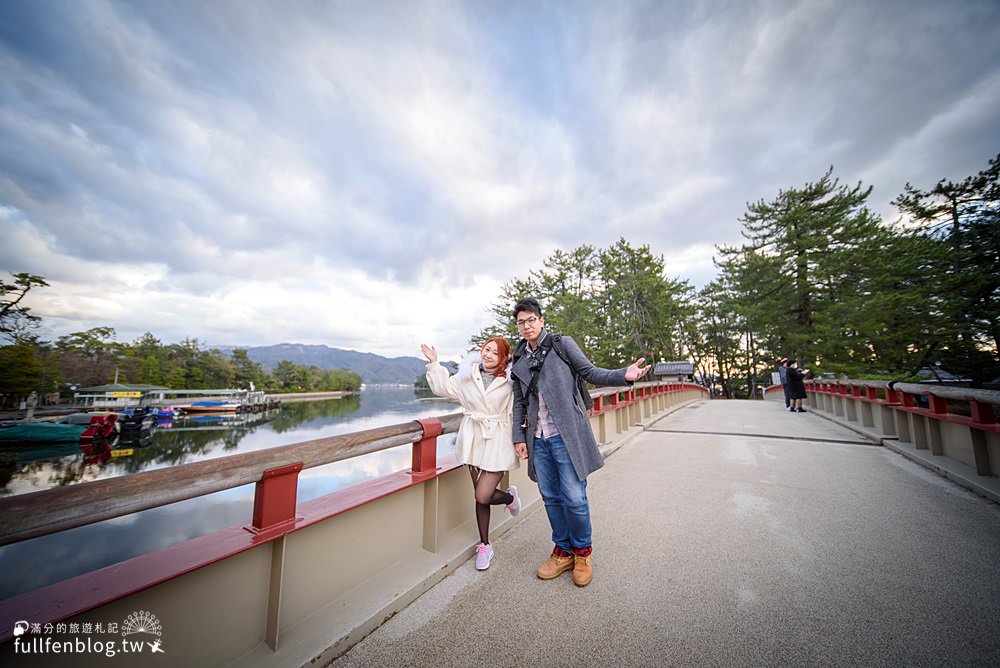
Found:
[420,337,521,571]
[785,359,809,412]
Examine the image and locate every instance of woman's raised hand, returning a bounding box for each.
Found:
[420,343,438,364]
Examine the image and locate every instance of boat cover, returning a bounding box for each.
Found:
[0,422,87,444]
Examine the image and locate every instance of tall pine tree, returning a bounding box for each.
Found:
[717,168,889,372]
[893,153,1000,386]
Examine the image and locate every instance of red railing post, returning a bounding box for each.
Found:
[967,399,996,476]
[413,418,442,473]
[593,395,604,412]
[969,399,995,425]
[249,462,303,534]
[929,395,948,415]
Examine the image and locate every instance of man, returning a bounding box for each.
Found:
[778,357,790,409]
[510,297,650,587]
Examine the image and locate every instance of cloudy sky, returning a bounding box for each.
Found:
[2,0,998,359]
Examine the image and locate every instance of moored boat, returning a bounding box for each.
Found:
[62,410,156,433]
[58,413,103,425]
[80,414,119,442]
[115,412,156,432]
[0,422,87,444]
[180,400,240,413]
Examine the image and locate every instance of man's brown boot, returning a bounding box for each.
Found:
[573,554,593,587]
[536,552,574,580]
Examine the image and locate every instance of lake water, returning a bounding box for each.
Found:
[0,388,460,599]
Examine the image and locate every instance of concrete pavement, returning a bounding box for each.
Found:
[330,400,1000,667]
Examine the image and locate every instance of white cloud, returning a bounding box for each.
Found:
[2,0,998,357]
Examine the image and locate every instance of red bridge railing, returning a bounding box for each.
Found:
[765,379,1000,483]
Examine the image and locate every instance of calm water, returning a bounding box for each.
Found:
[0,388,460,599]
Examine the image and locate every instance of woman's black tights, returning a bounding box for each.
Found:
[468,466,513,544]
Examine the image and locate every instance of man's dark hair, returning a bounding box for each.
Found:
[512,297,543,319]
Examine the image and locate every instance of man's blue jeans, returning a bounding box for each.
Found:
[532,434,592,551]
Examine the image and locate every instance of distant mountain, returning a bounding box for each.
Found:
[214,343,431,385]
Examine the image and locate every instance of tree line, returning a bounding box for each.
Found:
[0,293,361,408]
[4,154,997,403]
[472,153,999,396]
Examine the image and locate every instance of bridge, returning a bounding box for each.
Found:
[1,381,998,666]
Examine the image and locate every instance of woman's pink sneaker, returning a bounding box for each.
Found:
[506,485,521,516]
[475,542,494,570]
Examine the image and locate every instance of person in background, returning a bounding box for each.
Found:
[778,357,790,408]
[510,297,650,587]
[785,359,809,412]
[25,391,38,420]
[421,338,521,571]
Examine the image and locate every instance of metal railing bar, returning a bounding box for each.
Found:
[0,413,464,547]
[0,382,691,547]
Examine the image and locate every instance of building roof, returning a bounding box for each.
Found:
[916,365,972,383]
[77,383,170,392]
[654,361,695,376]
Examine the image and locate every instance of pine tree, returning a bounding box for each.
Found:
[717,168,889,373]
[893,153,1000,386]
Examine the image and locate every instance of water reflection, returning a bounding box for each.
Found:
[0,388,459,599]
[0,410,278,495]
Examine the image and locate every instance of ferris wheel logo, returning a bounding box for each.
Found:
[121,610,162,637]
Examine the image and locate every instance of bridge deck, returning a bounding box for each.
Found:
[330,400,1000,667]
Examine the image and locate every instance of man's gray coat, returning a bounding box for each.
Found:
[511,332,630,482]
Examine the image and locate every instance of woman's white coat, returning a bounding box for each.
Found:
[425,353,518,472]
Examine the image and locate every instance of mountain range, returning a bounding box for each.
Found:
[214,343,434,385]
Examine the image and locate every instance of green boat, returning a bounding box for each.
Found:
[0,422,87,444]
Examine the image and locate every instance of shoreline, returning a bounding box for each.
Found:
[0,391,363,420]
[263,390,359,402]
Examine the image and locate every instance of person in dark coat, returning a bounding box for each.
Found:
[785,359,809,412]
[510,297,650,587]
[778,357,790,407]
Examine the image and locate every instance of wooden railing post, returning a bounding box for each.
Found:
[881,387,899,437]
[861,385,877,427]
[897,391,917,444]
[846,384,860,422]
[592,394,607,443]
[246,462,303,652]
[249,462,303,535]
[926,394,947,455]
[969,399,995,476]
[610,392,623,435]
[969,399,995,426]
[413,418,442,473]
[833,383,845,417]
